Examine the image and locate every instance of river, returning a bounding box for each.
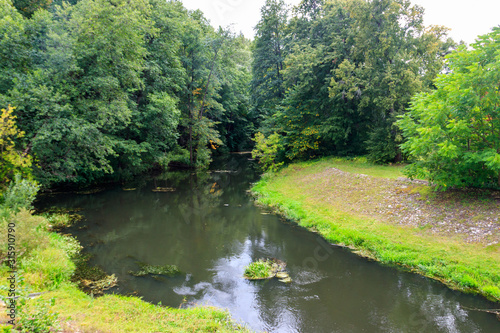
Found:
[39,154,499,332]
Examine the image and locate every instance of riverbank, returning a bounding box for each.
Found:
[251,157,500,302]
[0,209,247,332]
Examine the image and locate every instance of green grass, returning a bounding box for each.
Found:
[243,260,273,279]
[252,158,500,302]
[310,156,405,179]
[36,285,247,333]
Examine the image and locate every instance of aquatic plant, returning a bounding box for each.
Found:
[128,263,181,277]
[72,253,117,295]
[243,258,289,281]
[243,260,273,279]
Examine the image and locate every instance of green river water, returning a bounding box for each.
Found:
[39,154,500,332]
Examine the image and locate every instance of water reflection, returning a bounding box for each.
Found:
[38,155,499,332]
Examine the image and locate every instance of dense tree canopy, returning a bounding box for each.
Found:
[0,0,252,187]
[2,0,497,191]
[251,0,454,167]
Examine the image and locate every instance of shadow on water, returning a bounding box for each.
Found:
[38,154,500,332]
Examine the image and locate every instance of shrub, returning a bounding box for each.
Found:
[251,132,284,172]
[0,210,79,289]
[397,28,500,189]
[0,106,33,186]
[0,174,39,214]
[17,297,60,333]
[0,275,60,333]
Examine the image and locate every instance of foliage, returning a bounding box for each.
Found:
[0,175,79,290]
[1,0,253,186]
[128,262,181,277]
[251,132,284,172]
[0,211,79,290]
[215,35,254,151]
[17,297,60,333]
[326,0,453,163]
[0,106,32,185]
[0,174,39,213]
[398,27,500,189]
[252,0,453,166]
[364,121,403,164]
[12,0,52,18]
[0,276,60,333]
[251,0,288,128]
[0,0,30,93]
[243,259,273,279]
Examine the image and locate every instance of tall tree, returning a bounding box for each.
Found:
[277,0,361,160]
[178,11,236,167]
[251,0,288,130]
[328,0,452,163]
[1,0,254,186]
[4,0,155,185]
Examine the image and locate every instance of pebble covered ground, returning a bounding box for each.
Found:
[304,168,500,245]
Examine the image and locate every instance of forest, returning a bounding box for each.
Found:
[1,0,499,190]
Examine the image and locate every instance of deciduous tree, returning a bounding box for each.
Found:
[398,27,500,189]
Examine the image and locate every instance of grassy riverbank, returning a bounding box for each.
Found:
[252,157,500,302]
[0,209,246,332]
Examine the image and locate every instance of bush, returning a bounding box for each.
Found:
[397,28,500,189]
[0,106,33,186]
[0,174,39,213]
[17,297,60,333]
[365,122,402,164]
[243,260,272,279]
[251,132,284,172]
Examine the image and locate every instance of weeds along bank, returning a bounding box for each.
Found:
[0,177,247,332]
[251,158,500,303]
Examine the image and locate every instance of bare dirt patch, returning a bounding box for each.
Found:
[301,167,500,245]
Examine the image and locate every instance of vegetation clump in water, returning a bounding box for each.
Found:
[36,207,85,230]
[243,258,290,282]
[72,253,118,295]
[128,262,181,278]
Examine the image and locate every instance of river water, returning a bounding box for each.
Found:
[39,154,499,332]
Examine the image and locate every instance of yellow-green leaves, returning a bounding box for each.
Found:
[398,27,500,189]
[252,132,284,172]
[0,106,32,185]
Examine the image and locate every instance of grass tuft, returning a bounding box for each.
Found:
[243,260,273,279]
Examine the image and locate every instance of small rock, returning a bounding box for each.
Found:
[279,277,292,283]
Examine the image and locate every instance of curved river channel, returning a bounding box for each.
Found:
[39,154,499,332]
